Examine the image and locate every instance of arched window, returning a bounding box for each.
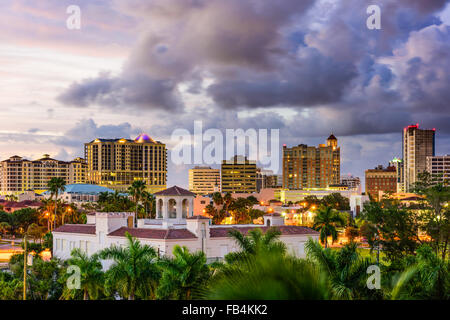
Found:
[182,199,189,218]
[168,199,177,218]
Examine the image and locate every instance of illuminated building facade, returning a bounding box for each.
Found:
[282,135,340,189]
[389,157,405,192]
[84,133,167,193]
[365,165,397,200]
[403,124,435,191]
[0,154,87,195]
[426,155,450,185]
[221,156,257,193]
[188,166,220,195]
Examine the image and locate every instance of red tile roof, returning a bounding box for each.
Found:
[53,224,96,234]
[108,227,197,240]
[154,185,196,197]
[209,226,318,238]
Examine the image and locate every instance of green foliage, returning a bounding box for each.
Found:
[156,245,210,300]
[312,206,346,248]
[321,193,351,210]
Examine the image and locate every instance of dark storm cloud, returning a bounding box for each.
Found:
[57,0,450,138]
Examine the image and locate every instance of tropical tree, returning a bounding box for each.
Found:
[142,191,156,219]
[100,232,160,300]
[224,228,286,264]
[313,206,346,248]
[47,177,66,231]
[128,180,147,225]
[0,221,10,237]
[305,239,379,300]
[156,245,210,300]
[61,249,104,300]
[207,249,329,300]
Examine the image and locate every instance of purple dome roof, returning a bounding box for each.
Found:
[134,133,156,143]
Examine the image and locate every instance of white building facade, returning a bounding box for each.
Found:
[53,186,319,265]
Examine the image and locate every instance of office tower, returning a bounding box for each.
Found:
[282,134,340,189]
[221,155,257,193]
[84,133,167,193]
[365,165,397,200]
[0,154,87,195]
[389,157,405,193]
[426,155,450,185]
[403,124,435,191]
[188,166,220,195]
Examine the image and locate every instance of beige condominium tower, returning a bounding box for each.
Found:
[188,166,220,195]
[402,124,435,191]
[0,154,87,195]
[283,134,340,189]
[84,133,167,193]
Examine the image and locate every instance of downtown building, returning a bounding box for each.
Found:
[188,166,220,195]
[426,155,450,185]
[0,154,87,195]
[403,124,435,191]
[365,165,397,200]
[282,135,340,189]
[221,156,257,193]
[84,133,167,193]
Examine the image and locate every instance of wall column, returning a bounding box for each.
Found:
[176,197,183,220]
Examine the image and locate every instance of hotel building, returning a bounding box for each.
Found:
[365,165,397,200]
[221,156,257,193]
[84,133,167,193]
[283,135,340,189]
[188,166,220,195]
[403,124,435,191]
[340,175,361,193]
[0,154,87,195]
[426,155,450,185]
[389,157,405,192]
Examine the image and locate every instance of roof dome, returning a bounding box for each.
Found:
[327,134,337,140]
[134,133,156,143]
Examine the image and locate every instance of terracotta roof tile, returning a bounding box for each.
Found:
[209,226,318,238]
[53,224,96,234]
[154,185,196,197]
[108,227,197,239]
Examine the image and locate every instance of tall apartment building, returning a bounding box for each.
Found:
[0,154,87,195]
[389,157,405,192]
[283,135,340,189]
[188,166,220,195]
[365,165,397,200]
[403,124,435,191]
[84,133,167,193]
[426,155,450,185]
[221,156,257,193]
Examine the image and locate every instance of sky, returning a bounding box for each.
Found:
[1,0,450,190]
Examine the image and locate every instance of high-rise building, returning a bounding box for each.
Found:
[188,166,220,195]
[403,124,435,191]
[365,165,397,200]
[426,155,450,186]
[84,133,167,193]
[0,154,87,195]
[340,175,361,193]
[221,156,257,193]
[283,135,340,189]
[389,157,405,192]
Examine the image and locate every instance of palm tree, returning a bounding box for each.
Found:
[305,239,377,299]
[0,222,10,238]
[128,180,147,225]
[141,191,155,219]
[47,177,66,231]
[99,232,160,300]
[206,249,329,300]
[224,228,286,264]
[156,245,210,300]
[61,249,104,300]
[313,205,346,248]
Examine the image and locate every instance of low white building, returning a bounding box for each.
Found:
[53,186,319,264]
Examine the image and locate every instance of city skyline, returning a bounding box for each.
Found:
[1,1,450,189]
